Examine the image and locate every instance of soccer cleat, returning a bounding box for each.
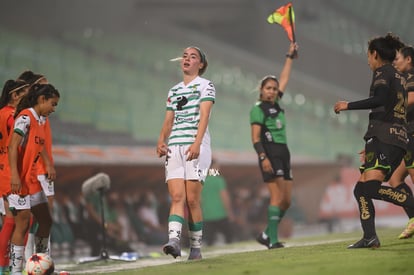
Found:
[256,233,270,248]
[269,242,285,249]
[162,238,181,258]
[347,235,380,249]
[188,248,202,260]
[398,217,414,239]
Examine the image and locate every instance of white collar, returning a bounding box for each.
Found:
[29,108,42,122]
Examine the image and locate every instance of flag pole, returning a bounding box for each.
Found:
[288,5,297,57]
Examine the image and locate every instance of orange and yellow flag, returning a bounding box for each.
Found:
[267,2,295,42]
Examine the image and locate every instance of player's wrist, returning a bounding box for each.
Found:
[259,154,267,161]
[253,142,265,155]
[286,53,295,59]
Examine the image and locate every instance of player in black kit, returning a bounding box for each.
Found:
[334,33,414,248]
[388,45,414,239]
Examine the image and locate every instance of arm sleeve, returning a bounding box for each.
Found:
[13,115,30,137]
[200,81,216,103]
[250,105,264,125]
[347,85,389,110]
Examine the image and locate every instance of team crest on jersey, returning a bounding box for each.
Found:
[188,84,200,93]
[18,196,27,206]
[365,151,374,163]
[269,108,278,114]
[405,151,412,162]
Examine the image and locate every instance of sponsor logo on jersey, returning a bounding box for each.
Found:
[176,96,188,110]
[275,169,284,176]
[176,116,194,122]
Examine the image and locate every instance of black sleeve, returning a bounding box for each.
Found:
[347,85,389,110]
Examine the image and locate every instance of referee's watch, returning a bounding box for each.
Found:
[259,154,267,161]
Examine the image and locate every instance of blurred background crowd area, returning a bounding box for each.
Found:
[0,0,413,260]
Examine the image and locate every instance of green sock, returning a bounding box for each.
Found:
[267,205,281,244]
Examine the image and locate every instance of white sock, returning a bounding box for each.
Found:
[47,236,51,256]
[24,233,35,261]
[189,230,202,249]
[10,244,24,274]
[168,221,183,240]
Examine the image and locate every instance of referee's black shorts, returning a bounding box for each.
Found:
[259,143,293,182]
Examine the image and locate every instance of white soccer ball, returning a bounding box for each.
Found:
[25,253,55,275]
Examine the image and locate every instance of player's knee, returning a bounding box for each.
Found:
[186,197,201,209]
[169,192,186,204]
[364,180,381,194]
[396,182,414,196]
[281,198,291,210]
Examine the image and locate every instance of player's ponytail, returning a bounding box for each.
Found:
[0,80,17,109]
[0,79,28,109]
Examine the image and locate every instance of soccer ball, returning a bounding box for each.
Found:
[25,253,55,275]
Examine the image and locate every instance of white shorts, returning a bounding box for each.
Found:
[38,174,55,197]
[0,197,5,215]
[165,144,212,182]
[30,191,48,208]
[8,194,30,210]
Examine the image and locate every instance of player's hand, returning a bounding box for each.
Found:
[186,142,200,161]
[334,101,348,114]
[261,158,274,174]
[288,42,299,59]
[10,176,22,194]
[157,142,168,157]
[46,166,56,181]
[358,149,365,163]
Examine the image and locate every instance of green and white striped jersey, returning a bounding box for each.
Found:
[166,76,215,146]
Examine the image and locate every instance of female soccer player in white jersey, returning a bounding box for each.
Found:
[157,46,215,260]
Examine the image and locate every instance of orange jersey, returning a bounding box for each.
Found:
[0,106,15,196]
[36,118,53,175]
[12,108,46,195]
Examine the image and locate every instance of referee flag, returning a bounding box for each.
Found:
[267,2,296,42]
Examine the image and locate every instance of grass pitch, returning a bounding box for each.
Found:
[59,227,414,275]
